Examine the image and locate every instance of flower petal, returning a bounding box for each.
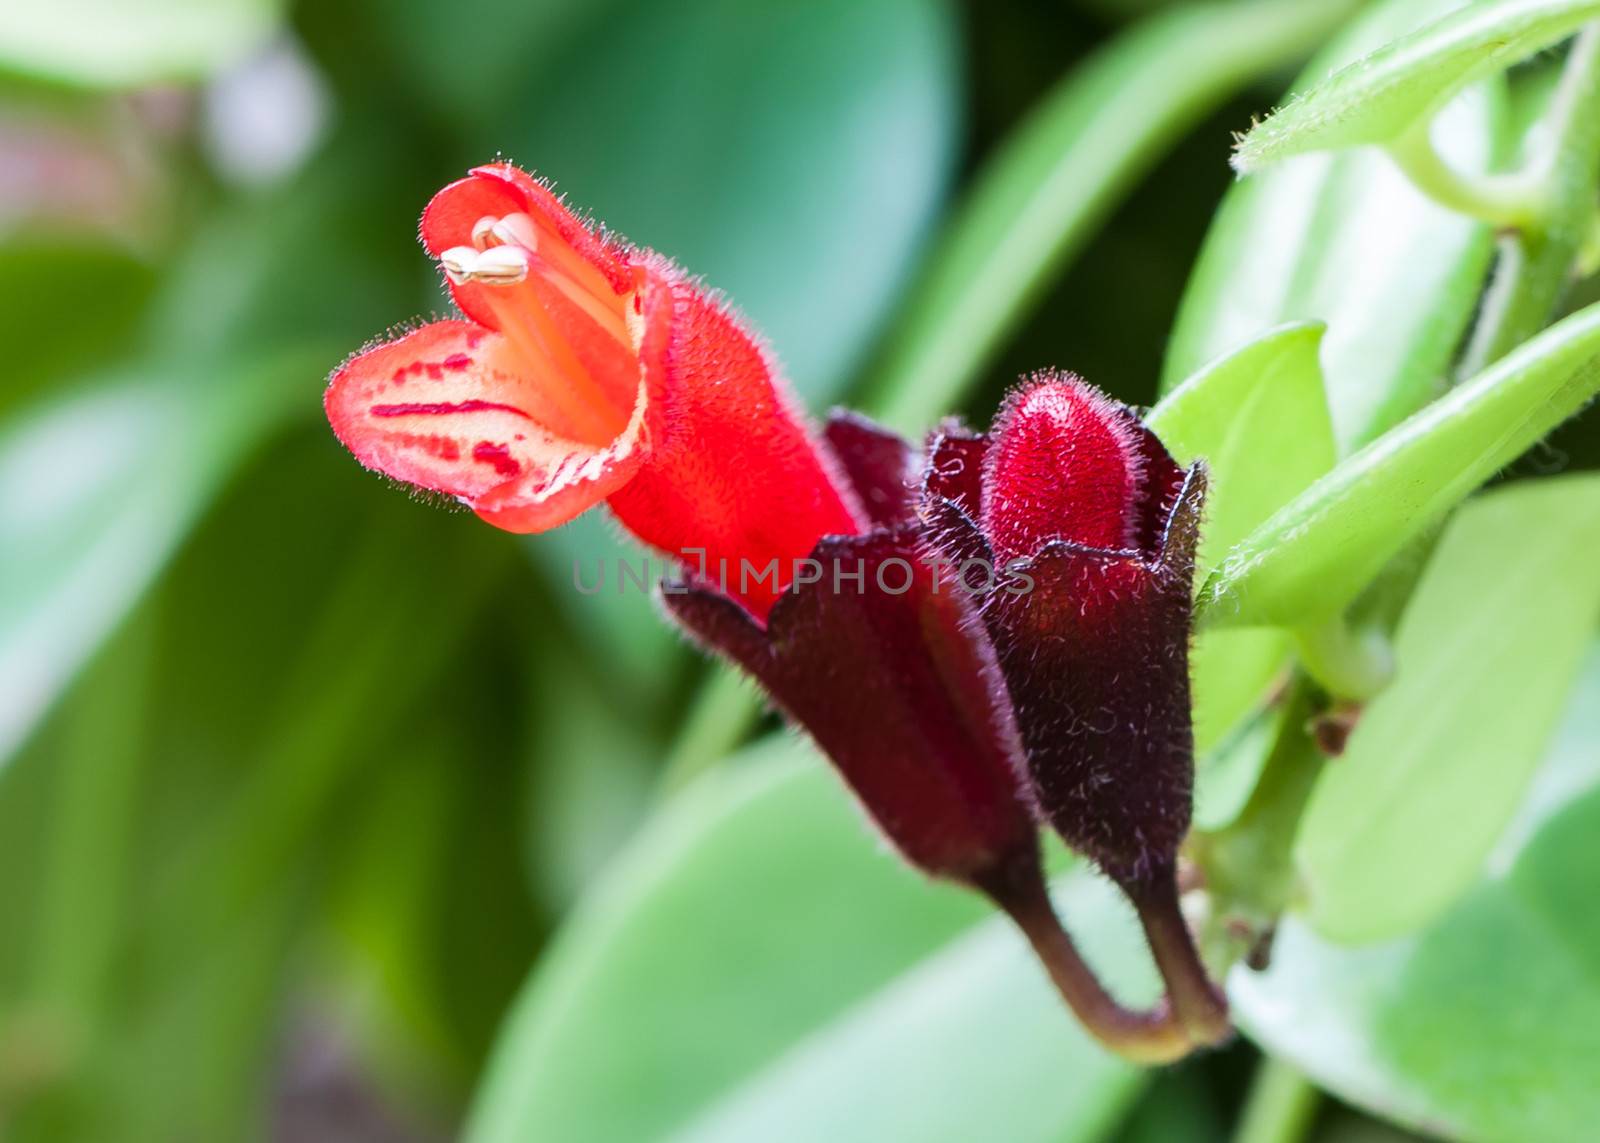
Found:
[420,163,632,332]
[606,262,864,616]
[982,373,1148,559]
[324,319,647,533]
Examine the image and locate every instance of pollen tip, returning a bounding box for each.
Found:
[438,242,529,286]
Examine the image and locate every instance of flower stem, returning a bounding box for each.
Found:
[1459,25,1600,375]
[1234,1055,1320,1143]
[983,869,1192,1064]
[1385,121,1548,231]
[1293,616,1393,702]
[1129,869,1232,1047]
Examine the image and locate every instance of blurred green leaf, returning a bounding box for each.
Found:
[1201,299,1600,627]
[372,0,607,127]
[1149,322,1336,575]
[1233,0,1600,171]
[1295,475,1600,942]
[0,352,313,766]
[1164,0,1504,451]
[865,0,1362,433]
[85,456,516,1139]
[1234,646,1600,1140]
[326,635,548,1098]
[0,242,156,419]
[467,740,1151,1143]
[0,0,285,88]
[1147,323,1334,823]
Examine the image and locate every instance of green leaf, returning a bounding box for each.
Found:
[1149,322,1336,574]
[467,739,1152,1143]
[1164,0,1504,451]
[1200,299,1600,628]
[0,353,312,765]
[1294,475,1600,942]
[1234,0,1600,171]
[1147,323,1335,824]
[0,241,155,420]
[0,0,285,88]
[863,0,1362,433]
[1234,647,1600,1140]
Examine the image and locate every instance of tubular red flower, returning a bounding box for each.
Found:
[325,163,862,617]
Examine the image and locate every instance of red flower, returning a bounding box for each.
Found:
[325,164,862,617]
[325,171,1224,1058]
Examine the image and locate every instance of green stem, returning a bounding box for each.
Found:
[1293,616,1393,701]
[1386,120,1548,231]
[1460,24,1600,374]
[1192,680,1322,974]
[1234,1055,1321,1143]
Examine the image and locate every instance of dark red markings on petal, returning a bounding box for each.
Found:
[472,442,522,477]
[371,399,534,420]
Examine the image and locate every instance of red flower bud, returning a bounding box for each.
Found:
[924,373,1205,894]
[981,378,1148,559]
[922,374,1225,1046]
[325,164,862,616]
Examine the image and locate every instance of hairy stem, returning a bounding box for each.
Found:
[1129,869,1232,1047]
[1386,121,1548,231]
[1461,24,1600,374]
[983,869,1193,1064]
[1293,616,1394,702]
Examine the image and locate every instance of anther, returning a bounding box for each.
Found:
[468,243,530,284]
[437,243,529,285]
[471,215,499,250]
[491,212,538,251]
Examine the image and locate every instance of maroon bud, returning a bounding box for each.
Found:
[924,373,1204,894]
[664,413,1038,889]
[668,406,1217,1057]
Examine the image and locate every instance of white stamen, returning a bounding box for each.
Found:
[471,215,499,250]
[492,212,538,251]
[437,243,529,285]
[439,245,480,283]
[469,243,530,284]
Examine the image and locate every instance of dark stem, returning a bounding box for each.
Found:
[979,863,1192,1064]
[1127,864,1231,1047]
